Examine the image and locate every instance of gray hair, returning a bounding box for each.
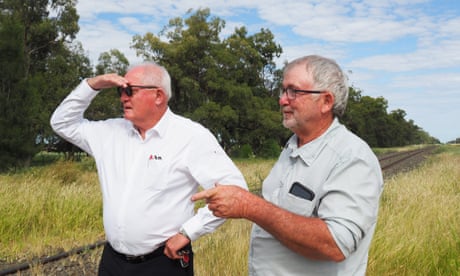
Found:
[128,61,172,100]
[284,55,348,117]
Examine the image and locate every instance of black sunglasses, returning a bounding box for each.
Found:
[117,85,159,97]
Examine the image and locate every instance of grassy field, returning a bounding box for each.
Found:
[367,144,460,275]
[0,158,104,261]
[1,145,459,275]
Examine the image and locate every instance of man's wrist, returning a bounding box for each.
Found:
[179,227,191,241]
[86,78,100,91]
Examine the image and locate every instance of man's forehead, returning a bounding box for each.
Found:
[284,66,312,84]
[125,68,144,81]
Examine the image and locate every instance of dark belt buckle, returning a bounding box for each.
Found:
[178,250,190,268]
[126,254,145,263]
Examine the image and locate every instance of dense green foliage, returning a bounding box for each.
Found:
[341,88,439,147]
[131,8,288,154]
[0,3,441,172]
[0,0,92,170]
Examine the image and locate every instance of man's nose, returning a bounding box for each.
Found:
[120,91,130,101]
[279,92,289,106]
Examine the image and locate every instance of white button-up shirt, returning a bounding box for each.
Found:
[50,80,247,255]
[249,118,383,275]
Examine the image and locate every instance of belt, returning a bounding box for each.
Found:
[108,243,165,264]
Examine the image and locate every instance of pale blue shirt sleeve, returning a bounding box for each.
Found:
[320,148,383,257]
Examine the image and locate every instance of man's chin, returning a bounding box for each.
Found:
[282,119,296,130]
[123,111,133,120]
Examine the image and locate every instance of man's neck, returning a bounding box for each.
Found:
[296,117,334,147]
[135,108,168,139]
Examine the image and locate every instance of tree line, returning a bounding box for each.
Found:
[0,1,440,172]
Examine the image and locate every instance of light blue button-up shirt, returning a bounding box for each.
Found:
[249,118,383,275]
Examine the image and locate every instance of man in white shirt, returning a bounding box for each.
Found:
[192,55,384,275]
[50,62,247,276]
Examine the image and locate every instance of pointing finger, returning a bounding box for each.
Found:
[191,189,213,202]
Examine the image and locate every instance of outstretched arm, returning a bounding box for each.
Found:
[192,185,345,262]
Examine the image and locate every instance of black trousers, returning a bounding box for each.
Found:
[98,243,194,276]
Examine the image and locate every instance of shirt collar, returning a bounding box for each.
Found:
[151,107,172,139]
[287,118,340,165]
[128,108,173,140]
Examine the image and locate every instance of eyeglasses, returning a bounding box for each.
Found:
[279,87,323,100]
[117,85,158,97]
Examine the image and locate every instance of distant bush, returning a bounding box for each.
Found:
[258,139,281,158]
[233,144,254,158]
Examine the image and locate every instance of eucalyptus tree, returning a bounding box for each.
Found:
[0,0,90,169]
[341,87,438,147]
[131,8,287,155]
[84,49,131,121]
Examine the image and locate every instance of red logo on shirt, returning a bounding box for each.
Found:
[149,154,162,160]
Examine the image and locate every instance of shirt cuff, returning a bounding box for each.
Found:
[181,207,226,241]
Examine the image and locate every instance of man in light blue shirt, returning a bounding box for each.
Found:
[193,55,383,275]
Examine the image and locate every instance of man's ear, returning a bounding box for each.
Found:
[155,88,167,105]
[321,92,335,113]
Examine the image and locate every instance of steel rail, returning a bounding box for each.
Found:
[0,240,106,276]
[378,148,422,162]
[379,146,435,171]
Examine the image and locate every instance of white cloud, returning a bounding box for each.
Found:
[76,19,142,65]
[392,72,460,91]
[72,0,460,142]
[349,38,460,72]
[277,43,347,67]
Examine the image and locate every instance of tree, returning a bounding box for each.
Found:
[0,0,89,170]
[85,49,130,121]
[131,8,287,155]
[95,49,129,75]
[42,41,93,160]
[342,86,438,147]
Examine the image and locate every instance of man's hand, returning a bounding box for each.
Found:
[164,233,190,260]
[86,73,129,91]
[192,184,253,219]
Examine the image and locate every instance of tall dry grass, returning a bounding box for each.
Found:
[0,157,274,271]
[193,146,460,275]
[0,160,104,262]
[192,158,275,275]
[1,146,459,275]
[193,219,252,275]
[367,146,460,275]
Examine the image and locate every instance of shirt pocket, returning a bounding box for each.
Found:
[144,157,170,191]
[278,182,317,216]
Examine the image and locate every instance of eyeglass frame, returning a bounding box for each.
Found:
[117,85,159,97]
[279,87,324,100]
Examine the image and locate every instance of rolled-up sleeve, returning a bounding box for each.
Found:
[320,155,383,257]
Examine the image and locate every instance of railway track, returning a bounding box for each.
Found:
[0,241,106,276]
[0,145,438,275]
[378,146,436,176]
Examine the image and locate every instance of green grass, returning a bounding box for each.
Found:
[367,145,460,275]
[1,145,459,275]
[0,160,104,262]
[372,143,437,156]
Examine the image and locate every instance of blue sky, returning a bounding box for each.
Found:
[74,0,460,143]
